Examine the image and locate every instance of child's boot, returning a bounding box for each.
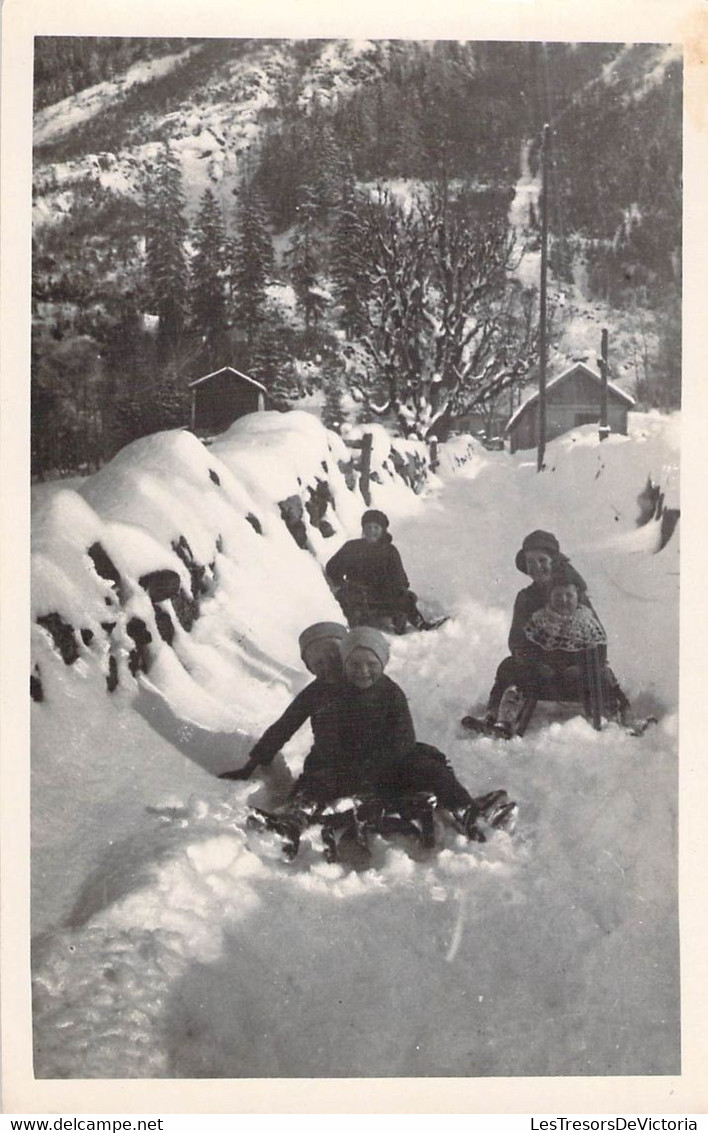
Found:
[495,685,526,737]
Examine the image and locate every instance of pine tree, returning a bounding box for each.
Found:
[144,145,188,363]
[306,105,341,227]
[288,183,326,328]
[232,181,274,348]
[248,315,296,401]
[331,173,369,339]
[190,188,229,370]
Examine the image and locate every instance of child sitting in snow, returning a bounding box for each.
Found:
[325,508,430,633]
[484,561,629,735]
[223,622,515,846]
[219,621,349,782]
[289,626,516,840]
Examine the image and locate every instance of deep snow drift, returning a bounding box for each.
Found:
[30,409,680,1079]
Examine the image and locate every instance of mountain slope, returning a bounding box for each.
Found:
[30,38,682,478]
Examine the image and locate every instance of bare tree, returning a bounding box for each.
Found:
[349,189,539,437]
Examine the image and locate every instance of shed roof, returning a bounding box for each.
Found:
[506,362,636,432]
[188,365,267,394]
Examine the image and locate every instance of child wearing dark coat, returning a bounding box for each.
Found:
[488,561,629,733]
[292,626,516,839]
[325,509,426,633]
[485,529,604,721]
[219,621,459,807]
[507,529,600,652]
[223,623,516,842]
[219,621,349,781]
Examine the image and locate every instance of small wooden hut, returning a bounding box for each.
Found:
[189,366,267,436]
[506,362,635,453]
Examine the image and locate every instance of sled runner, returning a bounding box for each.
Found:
[349,607,449,635]
[461,713,525,740]
[335,580,448,635]
[462,645,645,740]
[247,807,307,860]
[624,715,659,737]
[247,787,517,864]
[321,791,438,864]
[416,615,450,632]
[461,702,658,740]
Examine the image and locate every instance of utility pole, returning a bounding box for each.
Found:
[537,123,550,473]
[598,327,610,441]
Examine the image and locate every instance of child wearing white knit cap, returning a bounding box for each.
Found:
[294,627,515,841]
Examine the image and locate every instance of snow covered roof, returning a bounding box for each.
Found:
[188,366,267,394]
[506,362,636,432]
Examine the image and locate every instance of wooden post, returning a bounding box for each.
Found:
[360,431,373,505]
[429,438,439,471]
[598,327,610,441]
[537,123,550,473]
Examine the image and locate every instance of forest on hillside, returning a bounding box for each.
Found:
[31,38,682,479]
[33,37,197,111]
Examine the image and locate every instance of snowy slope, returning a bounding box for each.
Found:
[31,39,399,224]
[33,48,200,148]
[33,40,292,223]
[30,412,430,933]
[31,410,680,1079]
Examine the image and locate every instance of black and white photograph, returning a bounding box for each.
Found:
[2,0,707,1115]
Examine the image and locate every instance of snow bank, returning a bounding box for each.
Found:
[30,411,439,933]
[30,410,680,1080]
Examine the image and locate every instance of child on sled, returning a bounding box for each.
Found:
[478,561,630,737]
[294,627,500,823]
[224,623,516,857]
[325,509,435,633]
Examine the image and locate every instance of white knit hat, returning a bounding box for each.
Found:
[341,626,390,667]
[298,622,348,658]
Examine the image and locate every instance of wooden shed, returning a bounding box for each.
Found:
[506,362,635,454]
[189,366,267,436]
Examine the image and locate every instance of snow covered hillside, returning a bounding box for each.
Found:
[32,39,394,224]
[30,409,680,1080]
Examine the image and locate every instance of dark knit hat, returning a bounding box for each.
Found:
[548,560,587,593]
[298,622,348,659]
[515,529,561,574]
[341,626,390,668]
[361,509,389,531]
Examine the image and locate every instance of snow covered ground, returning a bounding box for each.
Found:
[33,48,199,147]
[29,410,680,1080]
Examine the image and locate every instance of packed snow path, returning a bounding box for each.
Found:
[32,414,679,1079]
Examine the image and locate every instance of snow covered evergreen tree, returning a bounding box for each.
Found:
[288,184,327,329]
[330,171,369,340]
[321,367,345,431]
[190,187,229,371]
[247,316,295,400]
[232,181,274,348]
[144,145,189,365]
[306,105,341,227]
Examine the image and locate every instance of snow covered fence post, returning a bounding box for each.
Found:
[429,438,439,471]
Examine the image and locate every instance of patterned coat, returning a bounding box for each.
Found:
[518,604,608,671]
